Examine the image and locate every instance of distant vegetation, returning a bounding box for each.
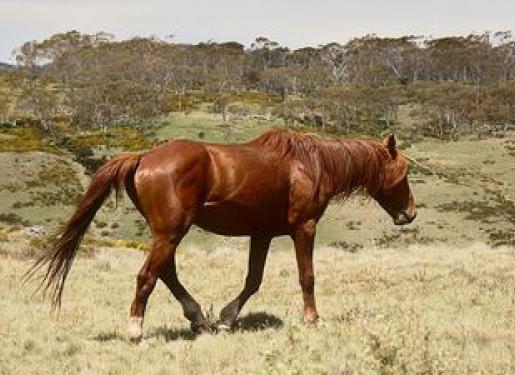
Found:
[1,30,515,142]
[1,31,514,375]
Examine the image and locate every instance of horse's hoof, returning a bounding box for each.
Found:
[303,311,320,326]
[127,317,143,343]
[303,316,320,327]
[305,317,325,328]
[216,322,233,333]
[128,335,142,344]
[138,339,149,348]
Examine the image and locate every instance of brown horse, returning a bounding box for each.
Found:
[27,129,416,341]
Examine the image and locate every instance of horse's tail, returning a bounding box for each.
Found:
[25,154,141,309]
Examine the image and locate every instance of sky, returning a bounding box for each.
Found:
[0,0,514,63]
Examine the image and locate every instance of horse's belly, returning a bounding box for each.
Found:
[193,201,289,236]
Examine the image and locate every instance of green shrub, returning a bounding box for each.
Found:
[0,213,30,226]
[0,126,62,154]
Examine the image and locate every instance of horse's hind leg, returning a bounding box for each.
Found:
[128,145,211,341]
[128,232,175,342]
[128,228,207,342]
[218,235,272,330]
[159,246,210,333]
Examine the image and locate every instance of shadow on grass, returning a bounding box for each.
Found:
[91,327,199,343]
[233,311,284,332]
[92,311,283,343]
[151,326,200,342]
[152,312,284,342]
[92,330,126,342]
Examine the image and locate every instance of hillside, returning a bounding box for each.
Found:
[0,112,514,374]
[1,111,513,249]
[0,62,14,71]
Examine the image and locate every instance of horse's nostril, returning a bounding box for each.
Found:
[394,210,416,225]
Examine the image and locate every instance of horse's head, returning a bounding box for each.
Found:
[374,134,417,226]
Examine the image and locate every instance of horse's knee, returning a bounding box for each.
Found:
[301,220,316,237]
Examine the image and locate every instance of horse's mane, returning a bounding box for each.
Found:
[249,129,393,197]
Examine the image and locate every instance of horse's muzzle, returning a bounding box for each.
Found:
[394,210,417,225]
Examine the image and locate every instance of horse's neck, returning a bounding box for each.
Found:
[321,139,385,198]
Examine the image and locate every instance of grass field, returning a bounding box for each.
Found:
[0,113,514,374]
[157,109,273,144]
[1,239,514,374]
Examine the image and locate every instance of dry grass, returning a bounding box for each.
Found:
[1,241,514,374]
[1,116,514,374]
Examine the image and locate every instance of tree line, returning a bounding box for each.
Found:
[1,30,515,138]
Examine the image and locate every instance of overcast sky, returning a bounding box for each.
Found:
[0,0,513,62]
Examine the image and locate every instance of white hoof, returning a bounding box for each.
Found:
[217,323,232,332]
[128,316,143,342]
[138,339,149,348]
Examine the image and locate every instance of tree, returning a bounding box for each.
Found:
[483,81,515,132]
[410,81,479,137]
[15,76,59,132]
[50,37,179,131]
[319,42,346,84]
[7,29,515,140]
[0,90,10,123]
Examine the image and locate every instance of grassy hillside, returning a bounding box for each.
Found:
[1,113,513,249]
[0,110,514,374]
[157,110,274,144]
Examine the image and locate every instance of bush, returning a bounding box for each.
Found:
[0,126,62,154]
[0,213,30,226]
[27,231,98,260]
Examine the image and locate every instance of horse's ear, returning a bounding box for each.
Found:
[383,134,397,158]
[382,134,406,189]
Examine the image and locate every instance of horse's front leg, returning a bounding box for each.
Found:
[218,235,272,330]
[291,220,319,323]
